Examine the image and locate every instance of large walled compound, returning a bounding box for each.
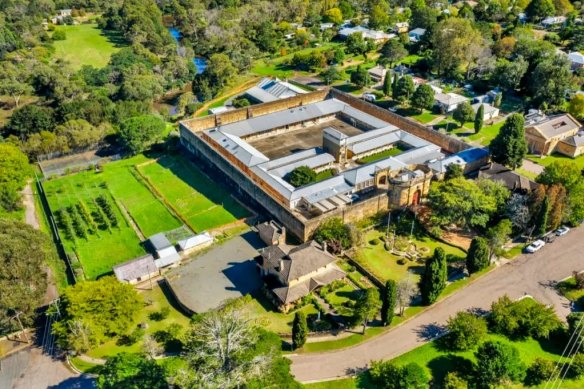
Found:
[180,89,475,241]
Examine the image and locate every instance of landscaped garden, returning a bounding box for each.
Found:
[52,24,126,69]
[137,154,250,232]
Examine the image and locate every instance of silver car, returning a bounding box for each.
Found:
[555,226,570,236]
[525,240,545,253]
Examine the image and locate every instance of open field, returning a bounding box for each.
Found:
[53,24,126,69]
[137,154,249,232]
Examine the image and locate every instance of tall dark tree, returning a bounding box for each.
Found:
[392,72,400,97]
[534,196,550,237]
[466,237,490,274]
[292,311,308,350]
[411,84,435,113]
[395,75,415,103]
[381,280,397,326]
[453,102,474,127]
[350,65,371,88]
[474,104,484,133]
[489,114,528,170]
[353,288,381,333]
[444,164,464,181]
[420,248,448,305]
[382,72,392,97]
[475,341,526,386]
[118,115,166,155]
[380,40,407,68]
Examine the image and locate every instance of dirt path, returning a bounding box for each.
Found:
[289,225,584,383]
[21,182,40,230]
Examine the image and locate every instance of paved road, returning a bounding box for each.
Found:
[290,226,584,383]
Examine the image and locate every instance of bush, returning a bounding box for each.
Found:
[525,358,555,386]
[149,307,171,321]
[571,353,584,378]
[369,238,381,245]
[445,312,487,351]
[369,360,429,388]
[232,97,251,108]
[52,29,67,41]
[397,258,407,265]
[117,327,145,346]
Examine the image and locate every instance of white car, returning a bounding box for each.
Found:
[555,226,570,236]
[525,240,545,253]
[363,93,376,102]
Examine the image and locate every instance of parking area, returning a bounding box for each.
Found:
[166,231,266,313]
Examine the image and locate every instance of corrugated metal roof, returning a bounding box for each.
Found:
[113,254,157,282]
[245,86,279,103]
[178,232,213,251]
[154,250,181,269]
[269,153,335,178]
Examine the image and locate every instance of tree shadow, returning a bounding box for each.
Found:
[101,28,128,48]
[415,322,447,341]
[48,374,97,388]
[427,354,474,385]
[334,84,362,94]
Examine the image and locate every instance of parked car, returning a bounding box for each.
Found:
[363,93,376,102]
[544,234,556,243]
[555,226,570,236]
[525,240,545,253]
[349,193,360,202]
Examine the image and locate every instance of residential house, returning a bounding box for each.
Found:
[541,16,567,29]
[367,65,388,83]
[394,22,409,34]
[177,232,214,254]
[478,163,539,193]
[408,28,426,42]
[338,26,395,44]
[568,52,584,70]
[147,233,181,269]
[471,103,499,121]
[434,92,467,113]
[256,241,346,312]
[257,220,286,246]
[113,254,159,284]
[524,113,583,157]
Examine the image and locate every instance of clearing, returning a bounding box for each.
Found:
[53,24,126,69]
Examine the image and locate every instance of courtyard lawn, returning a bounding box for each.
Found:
[445,120,504,146]
[355,229,466,284]
[315,169,335,182]
[87,282,191,359]
[52,24,126,69]
[43,155,182,279]
[137,154,250,232]
[357,145,407,164]
[527,153,584,170]
[412,110,440,124]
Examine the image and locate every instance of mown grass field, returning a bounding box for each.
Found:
[527,153,584,170]
[53,24,126,69]
[43,155,182,279]
[137,154,249,232]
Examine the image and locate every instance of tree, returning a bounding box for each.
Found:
[321,66,341,85]
[380,40,407,68]
[118,115,166,155]
[288,166,316,187]
[370,360,429,389]
[56,119,108,151]
[525,358,555,386]
[537,161,582,190]
[313,218,353,253]
[0,143,31,212]
[353,288,381,333]
[178,304,277,388]
[392,72,400,97]
[53,277,142,352]
[292,312,307,349]
[529,56,572,109]
[534,196,550,237]
[381,280,397,326]
[428,178,498,230]
[486,219,512,259]
[345,33,368,55]
[475,341,526,386]
[0,220,49,334]
[444,372,469,389]
[411,84,435,113]
[0,63,33,109]
[489,114,528,170]
[453,102,474,127]
[380,73,392,98]
[324,8,343,25]
[7,105,55,140]
[444,164,464,181]
[474,104,484,133]
[446,311,487,351]
[97,353,167,389]
[350,65,370,88]
[526,0,556,22]
[569,94,584,120]
[420,248,447,305]
[493,57,528,91]
[396,278,418,315]
[466,237,490,274]
[394,75,415,103]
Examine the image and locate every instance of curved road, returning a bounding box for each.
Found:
[290,226,584,383]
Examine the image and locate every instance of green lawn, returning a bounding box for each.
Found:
[87,282,191,359]
[52,24,126,69]
[137,154,249,232]
[558,277,584,303]
[527,153,584,170]
[412,110,440,124]
[43,155,182,279]
[357,145,407,164]
[315,169,335,182]
[355,229,466,284]
[447,120,505,146]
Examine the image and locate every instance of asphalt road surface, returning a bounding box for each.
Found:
[290,225,584,383]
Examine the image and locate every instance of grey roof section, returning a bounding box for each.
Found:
[528,114,581,139]
[154,250,181,269]
[149,233,172,251]
[206,129,269,166]
[323,126,349,141]
[435,92,467,106]
[257,78,306,98]
[269,153,335,178]
[349,133,400,154]
[178,232,213,251]
[245,86,279,103]
[346,126,398,145]
[113,254,157,282]
[471,103,498,115]
[291,175,350,203]
[259,148,322,171]
[563,132,584,146]
[341,104,390,129]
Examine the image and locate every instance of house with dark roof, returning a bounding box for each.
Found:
[524,113,583,157]
[256,241,345,311]
[113,254,158,284]
[257,220,286,246]
[478,163,539,193]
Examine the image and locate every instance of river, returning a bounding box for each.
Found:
[168,27,207,74]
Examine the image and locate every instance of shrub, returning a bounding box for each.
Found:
[571,353,584,378]
[117,327,145,346]
[149,307,171,321]
[369,238,381,245]
[525,358,555,386]
[52,29,67,41]
[397,258,407,265]
[445,311,487,351]
[474,341,526,385]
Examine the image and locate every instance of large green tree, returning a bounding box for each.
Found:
[350,65,371,88]
[453,102,474,127]
[420,248,447,305]
[529,56,571,109]
[381,279,397,326]
[288,166,316,187]
[353,288,381,333]
[534,196,550,237]
[474,104,484,133]
[118,115,166,155]
[446,311,488,351]
[292,311,307,349]
[370,360,429,388]
[489,113,528,170]
[466,237,490,274]
[313,218,353,253]
[526,0,556,21]
[53,277,142,352]
[411,84,435,113]
[382,71,392,97]
[380,40,407,68]
[97,353,167,389]
[7,105,55,140]
[394,75,415,103]
[0,143,31,212]
[474,341,526,386]
[0,219,49,334]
